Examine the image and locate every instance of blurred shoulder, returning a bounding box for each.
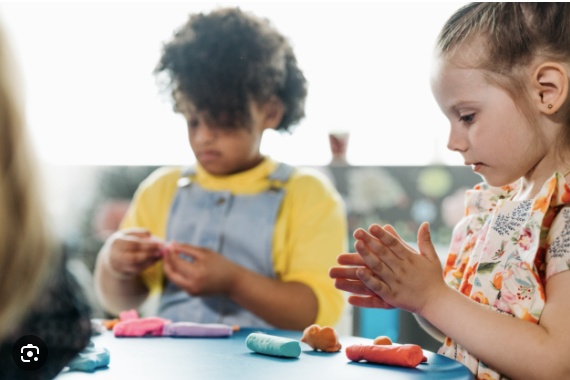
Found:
[138,166,183,189]
[287,166,339,198]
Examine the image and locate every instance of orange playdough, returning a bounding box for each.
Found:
[101,318,120,330]
[301,324,342,352]
[346,344,427,368]
[373,335,393,345]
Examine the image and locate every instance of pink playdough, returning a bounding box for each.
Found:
[119,309,139,321]
[114,317,170,337]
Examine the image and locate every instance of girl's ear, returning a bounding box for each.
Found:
[261,96,285,130]
[532,62,569,115]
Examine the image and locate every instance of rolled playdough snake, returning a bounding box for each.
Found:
[245,332,301,358]
[345,344,427,368]
[162,322,233,337]
[114,317,170,337]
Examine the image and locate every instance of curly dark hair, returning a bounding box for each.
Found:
[155,7,307,132]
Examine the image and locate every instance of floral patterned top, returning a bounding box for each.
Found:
[438,172,570,380]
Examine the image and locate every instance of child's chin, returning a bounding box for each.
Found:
[198,161,232,176]
[481,176,512,188]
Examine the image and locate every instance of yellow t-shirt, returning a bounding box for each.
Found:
[120,157,347,327]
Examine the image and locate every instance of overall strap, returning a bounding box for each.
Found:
[176,166,196,188]
[176,163,294,189]
[181,166,197,177]
[267,163,294,190]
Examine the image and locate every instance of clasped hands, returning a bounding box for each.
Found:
[329,222,446,316]
[105,228,239,296]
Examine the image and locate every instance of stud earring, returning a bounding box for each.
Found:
[548,104,553,109]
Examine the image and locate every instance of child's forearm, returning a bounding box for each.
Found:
[413,314,445,343]
[421,284,570,379]
[228,268,318,330]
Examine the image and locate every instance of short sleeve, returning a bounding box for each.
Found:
[273,168,348,327]
[120,166,181,238]
[546,206,570,279]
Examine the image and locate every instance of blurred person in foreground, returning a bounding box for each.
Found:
[0,22,91,379]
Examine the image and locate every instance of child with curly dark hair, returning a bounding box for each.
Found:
[94,7,347,331]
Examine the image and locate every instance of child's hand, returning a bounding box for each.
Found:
[329,253,394,309]
[353,222,446,315]
[162,242,239,296]
[103,228,164,279]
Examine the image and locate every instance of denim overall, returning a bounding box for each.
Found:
[158,163,293,328]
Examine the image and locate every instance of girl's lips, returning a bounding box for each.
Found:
[197,150,222,161]
[471,163,483,172]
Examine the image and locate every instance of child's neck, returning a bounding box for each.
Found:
[513,168,570,201]
[512,182,538,201]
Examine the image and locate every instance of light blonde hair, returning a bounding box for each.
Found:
[0,23,55,340]
[437,3,570,150]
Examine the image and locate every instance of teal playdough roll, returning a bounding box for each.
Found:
[246,332,301,358]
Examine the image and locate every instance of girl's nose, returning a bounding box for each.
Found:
[447,125,468,152]
[191,122,218,143]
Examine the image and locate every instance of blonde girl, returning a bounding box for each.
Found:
[0,22,53,342]
[0,20,91,379]
[331,3,570,379]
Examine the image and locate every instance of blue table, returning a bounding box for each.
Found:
[56,328,472,379]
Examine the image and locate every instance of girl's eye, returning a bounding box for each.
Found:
[187,118,199,128]
[459,113,475,124]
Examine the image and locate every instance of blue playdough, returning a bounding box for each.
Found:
[67,341,110,372]
[246,332,301,358]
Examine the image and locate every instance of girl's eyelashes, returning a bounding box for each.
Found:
[459,113,475,124]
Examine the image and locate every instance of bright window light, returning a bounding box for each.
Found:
[0,2,466,166]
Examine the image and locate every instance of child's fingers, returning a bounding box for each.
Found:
[353,227,367,240]
[129,252,160,273]
[335,253,366,266]
[333,278,376,296]
[354,239,394,279]
[355,227,402,264]
[121,227,153,239]
[163,252,193,286]
[169,242,206,260]
[383,224,414,251]
[355,266,392,299]
[163,261,187,289]
[162,250,175,272]
[354,228,386,254]
[347,295,394,309]
[368,224,411,260]
[137,239,164,251]
[329,265,362,280]
[417,222,440,263]
[165,250,195,275]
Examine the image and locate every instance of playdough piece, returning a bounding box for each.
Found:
[67,341,110,372]
[162,322,234,337]
[119,309,139,321]
[245,332,301,358]
[345,344,427,368]
[101,318,120,330]
[301,324,342,352]
[114,317,170,337]
[373,335,393,345]
[157,241,174,257]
